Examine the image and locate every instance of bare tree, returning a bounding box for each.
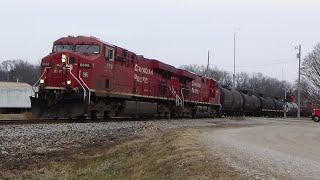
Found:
[181,64,292,98]
[301,43,320,106]
[236,72,250,90]
[0,60,40,85]
[180,64,232,85]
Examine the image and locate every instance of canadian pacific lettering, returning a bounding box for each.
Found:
[135,64,153,75]
[134,74,148,83]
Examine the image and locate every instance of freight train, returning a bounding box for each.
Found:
[31,35,299,119]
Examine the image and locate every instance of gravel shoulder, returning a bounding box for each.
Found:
[2,117,316,179]
[0,119,223,170]
[199,118,320,179]
[0,118,249,179]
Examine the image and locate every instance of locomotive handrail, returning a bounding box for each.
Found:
[68,70,86,100]
[169,87,182,107]
[78,70,91,105]
[180,88,186,107]
[32,67,51,95]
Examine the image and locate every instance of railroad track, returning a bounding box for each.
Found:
[0,119,73,125]
[0,117,166,125]
[0,116,311,126]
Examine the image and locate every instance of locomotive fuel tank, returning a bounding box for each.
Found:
[121,101,157,117]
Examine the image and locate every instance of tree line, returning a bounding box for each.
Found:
[181,42,320,108]
[0,60,40,85]
[180,64,292,99]
[301,43,320,107]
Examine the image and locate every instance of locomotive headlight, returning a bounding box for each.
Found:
[66,80,72,85]
[61,54,67,63]
[40,79,45,84]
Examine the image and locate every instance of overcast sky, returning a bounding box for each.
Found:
[1,0,320,83]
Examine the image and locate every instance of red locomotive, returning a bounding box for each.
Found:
[31,36,221,119]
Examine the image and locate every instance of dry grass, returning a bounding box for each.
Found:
[0,113,25,120]
[1,127,246,179]
[0,112,35,120]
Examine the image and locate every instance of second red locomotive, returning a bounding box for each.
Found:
[31,36,221,119]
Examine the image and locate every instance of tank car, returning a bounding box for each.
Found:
[219,87,234,116]
[272,98,284,117]
[241,93,260,116]
[219,86,287,117]
[219,87,243,116]
[31,36,221,119]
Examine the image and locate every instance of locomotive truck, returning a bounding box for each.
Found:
[31,36,221,119]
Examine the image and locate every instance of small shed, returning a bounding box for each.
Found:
[0,82,33,110]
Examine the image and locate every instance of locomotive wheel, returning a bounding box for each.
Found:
[104,111,110,120]
[91,111,97,120]
[165,112,171,119]
[76,115,86,121]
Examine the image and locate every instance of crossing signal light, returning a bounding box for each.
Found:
[286,94,294,102]
[287,94,294,102]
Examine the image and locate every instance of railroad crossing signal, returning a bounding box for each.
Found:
[286,94,294,102]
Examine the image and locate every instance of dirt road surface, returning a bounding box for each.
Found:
[200,117,320,179]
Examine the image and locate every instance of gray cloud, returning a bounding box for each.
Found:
[1,0,320,82]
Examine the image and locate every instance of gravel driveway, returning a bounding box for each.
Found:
[200,118,320,179]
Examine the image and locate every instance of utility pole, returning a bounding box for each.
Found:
[296,44,302,118]
[233,28,239,90]
[284,89,287,118]
[206,50,210,77]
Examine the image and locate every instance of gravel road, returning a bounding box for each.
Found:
[200,117,320,179]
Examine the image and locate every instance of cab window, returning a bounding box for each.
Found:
[105,47,114,61]
[75,44,100,54]
[53,44,73,52]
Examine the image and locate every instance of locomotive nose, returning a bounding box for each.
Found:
[40,52,79,89]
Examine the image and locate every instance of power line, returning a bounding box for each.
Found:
[210,59,297,68]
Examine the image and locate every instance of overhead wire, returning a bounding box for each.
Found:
[210,59,297,68]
